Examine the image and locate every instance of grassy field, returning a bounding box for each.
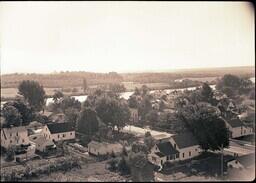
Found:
[28,160,129,182]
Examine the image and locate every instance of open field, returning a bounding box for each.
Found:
[28,160,129,182]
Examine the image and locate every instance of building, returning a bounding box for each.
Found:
[148,132,202,166]
[129,108,139,123]
[44,122,75,142]
[29,134,56,152]
[121,125,174,142]
[169,132,201,161]
[14,143,36,162]
[223,118,253,138]
[1,126,30,150]
[88,140,123,156]
[148,141,179,166]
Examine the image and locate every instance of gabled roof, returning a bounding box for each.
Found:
[47,122,74,134]
[227,118,244,128]
[172,132,199,149]
[156,141,178,156]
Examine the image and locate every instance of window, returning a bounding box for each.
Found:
[195,148,197,152]
[63,134,66,138]
[182,153,185,158]
[166,156,169,161]
[10,140,12,143]
[173,155,176,160]
[16,132,18,136]
[22,139,25,143]
[176,153,179,158]
[174,144,176,149]
[58,134,60,138]
[244,130,246,134]
[189,152,191,156]
[70,132,72,135]
[10,133,12,137]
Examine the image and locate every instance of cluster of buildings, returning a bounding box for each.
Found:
[1,122,75,161]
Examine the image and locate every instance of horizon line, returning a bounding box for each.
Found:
[1,65,255,75]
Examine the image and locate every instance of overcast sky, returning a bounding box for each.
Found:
[0,1,254,74]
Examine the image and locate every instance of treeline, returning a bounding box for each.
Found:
[1,71,123,88]
[1,66,254,88]
[121,66,255,83]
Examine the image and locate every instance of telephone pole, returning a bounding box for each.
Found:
[221,143,224,179]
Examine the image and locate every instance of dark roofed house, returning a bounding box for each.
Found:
[148,141,179,166]
[45,122,75,142]
[170,132,201,161]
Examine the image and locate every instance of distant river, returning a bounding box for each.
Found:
[45,85,216,106]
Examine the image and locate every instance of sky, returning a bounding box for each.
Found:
[0,1,254,74]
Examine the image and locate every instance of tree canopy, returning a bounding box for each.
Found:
[18,80,46,111]
[77,107,99,136]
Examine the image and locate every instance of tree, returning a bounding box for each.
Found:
[138,96,152,121]
[200,83,213,103]
[179,103,229,151]
[134,87,140,96]
[145,110,159,125]
[2,105,22,127]
[53,91,64,103]
[83,78,88,93]
[64,107,80,127]
[128,95,138,108]
[77,107,99,136]
[3,99,34,125]
[95,96,130,131]
[109,83,126,93]
[59,96,81,112]
[141,85,149,96]
[144,132,155,153]
[18,80,46,111]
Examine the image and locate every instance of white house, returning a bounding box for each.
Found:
[223,118,253,138]
[88,140,123,156]
[169,132,201,161]
[148,132,202,166]
[227,153,255,170]
[148,141,179,166]
[44,122,75,142]
[1,126,30,150]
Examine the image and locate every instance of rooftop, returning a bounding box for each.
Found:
[172,132,199,149]
[47,122,75,134]
[156,141,179,156]
[227,118,244,128]
[121,125,174,140]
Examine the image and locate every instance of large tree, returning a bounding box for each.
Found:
[95,96,130,131]
[200,83,213,103]
[179,103,229,151]
[77,107,99,136]
[59,96,81,112]
[18,80,46,111]
[3,99,34,125]
[2,105,22,127]
[52,91,64,103]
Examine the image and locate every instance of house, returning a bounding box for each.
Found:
[148,132,202,166]
[148,141,179,166]
[129,108,139,123]
[88,140,123,156]
[29,134,56,152]
[44,122,75,142]
[169,132,201,161]
[1,126,30,150]
[223,118,253,138]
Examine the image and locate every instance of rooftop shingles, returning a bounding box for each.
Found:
[172,132,199,149]
[47,122,74,134]
[156,141,179,156]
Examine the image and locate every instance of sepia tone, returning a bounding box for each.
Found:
[0,1,255,182]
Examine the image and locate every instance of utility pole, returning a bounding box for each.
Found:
[221,143,224,179]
